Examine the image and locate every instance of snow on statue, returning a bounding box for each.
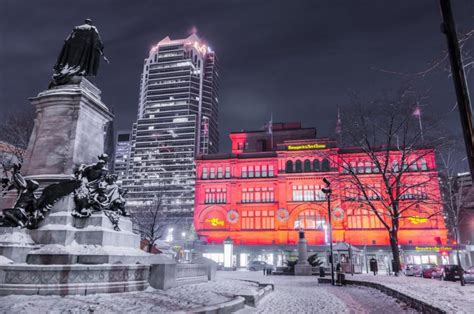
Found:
[49,18,109,88]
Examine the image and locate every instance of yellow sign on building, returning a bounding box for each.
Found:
[206,218,225,227]
[287,143,326,151]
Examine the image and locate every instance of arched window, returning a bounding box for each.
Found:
[313,159,320,172]
[304,159,311,172]
[285,160,294,173]
[294,210,326,230]
[295,160,303,173]
[321,159,330,171]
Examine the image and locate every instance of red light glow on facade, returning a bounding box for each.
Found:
[193,123,447,248]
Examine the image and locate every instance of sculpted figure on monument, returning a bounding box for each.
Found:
[73,154,130,229]
[0,166,80,229]
[50,18,109,88]
[0,154,129,230]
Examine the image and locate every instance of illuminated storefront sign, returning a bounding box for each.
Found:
[205,218,225,227]
[415,246,453,252]
[407,216,428,224]
[287,143,326,151]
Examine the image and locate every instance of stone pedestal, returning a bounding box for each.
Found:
[0,228,39,263]
[295,231,312,276]
[0,79,113,210]
[22,79,113,177]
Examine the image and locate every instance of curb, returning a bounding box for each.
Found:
[239,284,273,307]
[189,296,246,314]
[317,278,445,314]
[233,279,274,307]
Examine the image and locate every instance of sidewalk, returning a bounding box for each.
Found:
[349,274,474,313]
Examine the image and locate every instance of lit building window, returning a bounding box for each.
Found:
[255,165,261,177]
[248,166,254,178]
[242,210,275,230]
[392,161,399,172]
[217,167,223,179]
[294,210,326,230]
[210,168,215,179]
[269,165,274,177]
[400,185,428,200]
[347,207,383,229]
[225,166,231,178]
[292,185,303,201]
[205,188,227,204]
[420,158,428,171]
[262,165,267,177]
[202,167,208,179]
[242,187,274,203]
[242,166,247,178]
[365,162,372,174]
[293,185,325,202]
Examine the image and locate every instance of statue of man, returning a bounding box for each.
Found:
[50,19,108,87]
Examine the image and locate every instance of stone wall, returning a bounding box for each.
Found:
[149,263,210,290]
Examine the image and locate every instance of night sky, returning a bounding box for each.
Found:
[0,0,472,155]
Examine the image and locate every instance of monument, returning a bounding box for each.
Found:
[294,229,312,276]
[0,20,180,296]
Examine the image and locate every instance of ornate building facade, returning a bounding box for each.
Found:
[194,123,453,268]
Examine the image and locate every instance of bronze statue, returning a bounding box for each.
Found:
[1,154,129,230]
[50,19,109,88]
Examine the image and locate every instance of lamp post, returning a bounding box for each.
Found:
[322,177,335,285]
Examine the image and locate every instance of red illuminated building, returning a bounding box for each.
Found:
[194,123,452,268]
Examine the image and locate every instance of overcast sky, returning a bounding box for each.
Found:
[0,0,472,154]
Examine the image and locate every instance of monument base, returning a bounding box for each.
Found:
[0,264,149,296]
[0,228,40,263]
[294,263,312,276]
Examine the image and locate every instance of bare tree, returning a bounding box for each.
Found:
[372,28,473,78]
[335,87,446,274]
[0,107,34,181]
[0,107,34,161]
[130,192,184,253]
[438,144,471,286]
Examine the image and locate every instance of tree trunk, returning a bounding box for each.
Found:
[389,229,401,276]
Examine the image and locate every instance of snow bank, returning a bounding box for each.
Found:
[351,274,474,313]
[0,275,258,313]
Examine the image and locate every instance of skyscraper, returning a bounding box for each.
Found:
[124,34,219,224]
[114,130,131,184]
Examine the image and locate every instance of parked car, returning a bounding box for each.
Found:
[462,266,474,284]
[416,264,437,277]
[247,260,275,271]
[431,265,462,281]
[405,264,420,276]
[421,265,438,278]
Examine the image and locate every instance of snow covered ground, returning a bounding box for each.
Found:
[2,270,465,313]
[350,274,474,313]
[220,271,417,314]
[0,278,258,313]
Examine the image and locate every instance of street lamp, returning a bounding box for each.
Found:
[322,177,335,285]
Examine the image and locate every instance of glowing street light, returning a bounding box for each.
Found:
[322,177,335,286]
